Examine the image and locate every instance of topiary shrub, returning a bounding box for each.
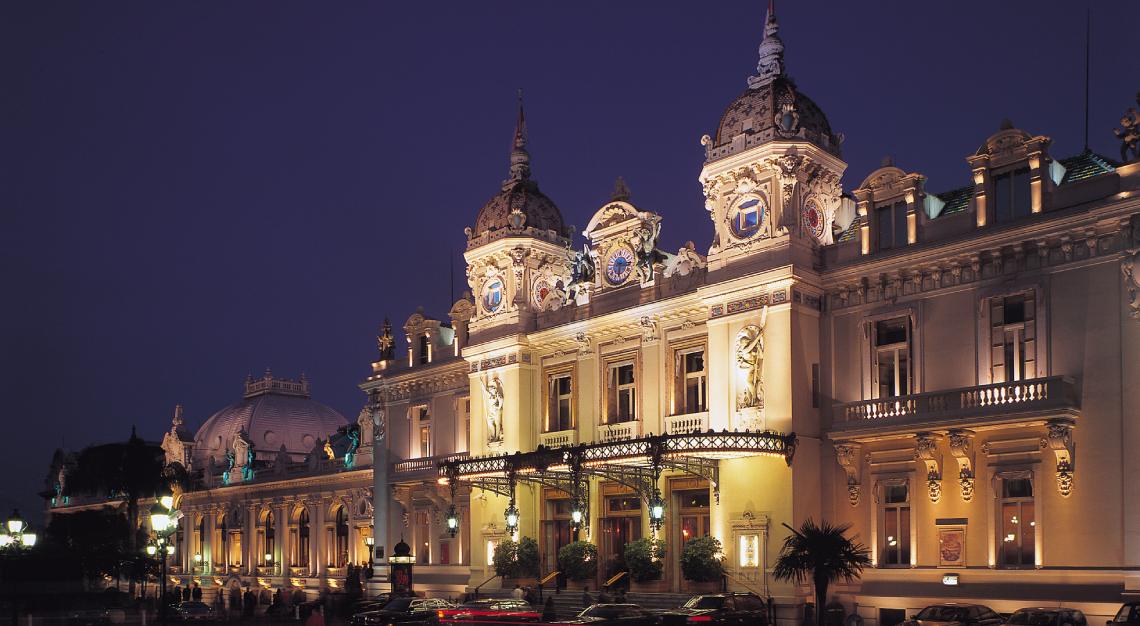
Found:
[624,537,666,582]
[557,540,598,581]
[494,537,541,578]
[680,536,724,582]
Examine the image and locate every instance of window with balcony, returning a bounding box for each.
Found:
[457,396,471,452]
[606,360,637,423]
[873,317,911,398]
[992,167,1031,223]
[546,372,574,432]
[999,476,1035,568]
[413,405,431,458]
[875,201,908,251]
[879,483,911,566]
[673,347,707,414]
[989,292,1036,383]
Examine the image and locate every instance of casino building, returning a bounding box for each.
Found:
[361,3,1140,624]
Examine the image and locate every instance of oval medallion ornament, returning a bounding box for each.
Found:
[803,199,825,242]
[730,196,765,239]
[482,277,504,313]
[605,247,635,285]
[532,277,553,308]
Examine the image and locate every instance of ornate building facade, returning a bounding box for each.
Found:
[361,4,1140,623]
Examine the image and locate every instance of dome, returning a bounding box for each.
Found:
[191,373,348,469]
[711,76,840,158]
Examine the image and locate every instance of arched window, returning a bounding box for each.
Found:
[197,517,205,566]
[298,509,310,568]
[264,511,275,565]
[335,507,349,567]
[219,517,228,567]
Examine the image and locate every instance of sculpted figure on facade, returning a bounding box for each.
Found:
[1114,93,1140,162]
[664,242,707,278]
[630,213,663,284]
[735,306,769,410]
[565,243,596,300]
[1122,248,1140,319]
[480,375,505,444]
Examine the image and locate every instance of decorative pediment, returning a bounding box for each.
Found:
[584,201,640,234]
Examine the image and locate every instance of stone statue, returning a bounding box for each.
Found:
[1123,248,1140,319]
[1114,93,1140,163]
[480,376,505,444]
[630,213,663,284]
[735,306,769,410]
[565,243,596,299]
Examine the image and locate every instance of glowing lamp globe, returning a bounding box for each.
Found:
[146,545,157,556]
[6,510,26,535]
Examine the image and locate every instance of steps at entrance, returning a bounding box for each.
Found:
[625,593,693,610]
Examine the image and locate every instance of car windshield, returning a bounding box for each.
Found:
[1008,611,1058,626]
[916,607,969,622]
[384,598,414,611]
[581,607,630,618]
[684,597,725,610]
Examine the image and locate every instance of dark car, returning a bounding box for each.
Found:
[1005,608,1087,626]
[1108,603,1140,626]
[564,604,662,626]
[351,597,455,626]
[901,604,1004,626]
[174,601,215,622]
[660,593,769,626]
[352,596,398,618]
[439,599,540,623]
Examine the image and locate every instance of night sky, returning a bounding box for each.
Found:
[2,1,1136,523]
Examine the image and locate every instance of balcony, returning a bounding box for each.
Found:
[666,412,709,435]
[391,452,469,481]
[539,429,577,448]
[326,567,347,578]
[597,421,638,442]
[832,376,1079,439]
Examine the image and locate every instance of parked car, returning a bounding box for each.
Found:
[352,596,398,618]
[901,604,1004,626]
[439,599,540,623]
[660,593,769,626]
[174,601,215,622]
[1108,603,1140,626]
[564,604,662,626]
[1005,608,1087,626]
[351,597,455,626]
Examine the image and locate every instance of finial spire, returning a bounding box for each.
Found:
[747,0,784,89]
[504,89,532,188]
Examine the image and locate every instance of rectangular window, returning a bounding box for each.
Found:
[999,477,1035,568]
[546,373,574,432]
[461,397,471,452]
[606,360,637,423]
[674,348,707,414]
[879,483,911,566]
[419,335,430,365]
[876,201,908,251]
[413,405,431,458]
[873,317,911,398]
[993,167,1032,223]
[990,292,1036,383]
[419,426,431,457]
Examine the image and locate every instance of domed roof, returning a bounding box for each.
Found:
[191,372,348,469]
[467,97,570,246]
[705,4,841,162]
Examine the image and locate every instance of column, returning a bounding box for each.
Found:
[204,510,216,574]
[313,498,326,577]
[245,504,257,575]
[276,500,289,577]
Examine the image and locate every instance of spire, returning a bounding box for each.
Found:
[747,0,784,89]
[504,89,532,188]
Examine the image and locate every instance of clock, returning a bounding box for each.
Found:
[803,199,826,242]
[605,247,635,285]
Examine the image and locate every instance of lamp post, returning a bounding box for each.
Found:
[146,490,179,626]
[1,510,37,626]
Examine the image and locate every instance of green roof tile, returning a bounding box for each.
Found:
[933,186,973,216]
[1059,151,1117,185]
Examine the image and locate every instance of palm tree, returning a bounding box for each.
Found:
[772,519,871,626]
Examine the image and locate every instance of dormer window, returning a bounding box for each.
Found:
[992,167,1031,223]
[875,201,908,251]
[418,335,430,365]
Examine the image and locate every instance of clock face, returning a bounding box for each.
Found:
[730,196,765,239]
[605,247,635,285]
[481,278,504,313]
[803,200,825,241]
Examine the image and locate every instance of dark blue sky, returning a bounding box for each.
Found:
[2,1,1136,522]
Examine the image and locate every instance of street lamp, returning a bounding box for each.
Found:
[648,492,665,532]
[146,490,178,626]
[2,510,38,626]
[445,505,459,538]
[504,501,519,535]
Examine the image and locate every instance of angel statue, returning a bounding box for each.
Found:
[630,213,664,284]
[480,376,505,444]
[565,243,596,300]
[735,305,769,410]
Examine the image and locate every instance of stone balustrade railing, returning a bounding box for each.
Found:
[836,376,1078,423]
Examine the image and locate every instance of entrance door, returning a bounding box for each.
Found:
[600,494,642,581]
[542,496,573,575]
[675,489,711,588]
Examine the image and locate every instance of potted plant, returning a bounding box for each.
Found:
[557,540,598,590]
[494,537,541,586]
[680,536,724,593]
[625,537,667,592]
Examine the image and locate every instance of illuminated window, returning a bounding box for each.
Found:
[879,483,910,566]
[413,405,431,458]
[606,361,637,423]
[297,509,310,568]
[675,348,707,414]
[546,373,573,432]
[457,397,471,453]
[873,318,911,398]
[335,507,349,567]
[999,477,1035,568]
[739,534,760,568]
[989,292,1036,383]
[992,167,1031,223]
[875,201,908,251]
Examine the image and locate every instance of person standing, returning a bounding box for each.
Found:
[511,585,524,600]
[542,596,556,622]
